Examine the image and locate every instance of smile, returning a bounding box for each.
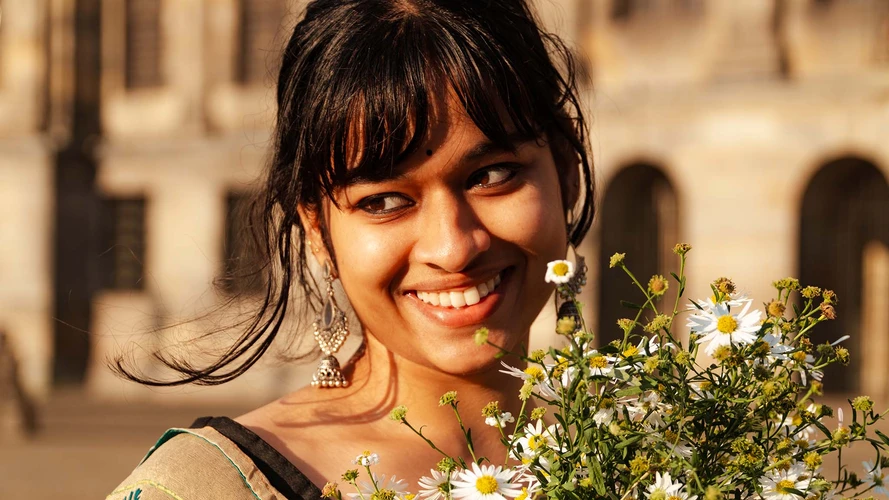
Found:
[415,273,502,308]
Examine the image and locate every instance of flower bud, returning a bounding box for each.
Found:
[474,327,489,346]
[852,396,874,412]
[439,391,457,406]
[556,316,577,335]
[481,401,501,418]
[820,303,837,320]
[389,405,407,422]
[672,243,692,256]
[801,286,822,299]
[767,300,786,318]
[609,252,626,269]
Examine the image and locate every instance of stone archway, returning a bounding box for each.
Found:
[597,163,679,348]
[799,157,889,394]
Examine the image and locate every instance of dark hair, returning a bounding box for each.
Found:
[115,0,595,386]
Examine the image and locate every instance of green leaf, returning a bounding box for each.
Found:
[875,430,889,447]
[587,456,607,496]
[616,435,643,450]
[614,386,643,398]
[670,272,681,283]
[620,300,642,310]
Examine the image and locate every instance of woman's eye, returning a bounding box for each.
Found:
[469,164,521,188]
[356,194,412,215]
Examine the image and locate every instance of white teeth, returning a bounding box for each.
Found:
[415,272,503,308]
[463,287,480,306]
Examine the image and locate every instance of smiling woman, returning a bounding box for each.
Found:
[108,0,595,498]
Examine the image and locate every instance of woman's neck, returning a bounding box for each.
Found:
[339,332,528,451]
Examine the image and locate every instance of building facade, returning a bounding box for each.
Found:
[1,0,887,404]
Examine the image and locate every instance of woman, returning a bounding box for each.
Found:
[108,0,594,498]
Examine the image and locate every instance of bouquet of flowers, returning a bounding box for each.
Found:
[323,244,889,500]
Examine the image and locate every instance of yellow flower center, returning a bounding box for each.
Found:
[523,366,545,383]
[776,479,796,493]
[650,490,667,500]
[717,315,738,334]
[476,475,499,494]
[552,262,569,276]
[668,496,682,500]
[528,435,546,450]
[589,355,608,369]
[622,345,639,357]
[516,488,529,500]
[791,351,808,363]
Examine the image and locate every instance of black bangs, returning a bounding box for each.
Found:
[293,1,565,206]
[114,0,595,386]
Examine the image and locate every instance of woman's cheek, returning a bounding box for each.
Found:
[332,218,408,301]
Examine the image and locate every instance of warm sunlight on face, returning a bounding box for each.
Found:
[325,97,570,375]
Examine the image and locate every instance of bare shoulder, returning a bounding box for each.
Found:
[233,385,392,488]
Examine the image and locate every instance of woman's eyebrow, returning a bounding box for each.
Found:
[463,131,536,161]
[344,131,536,187]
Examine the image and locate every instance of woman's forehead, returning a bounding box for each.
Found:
[338,90,531,177]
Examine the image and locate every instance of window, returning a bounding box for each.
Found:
[236,0,287,85]
[125,0,162,89]
[597,164,679,347]
[99,197,147,290]
[799,157,889,393]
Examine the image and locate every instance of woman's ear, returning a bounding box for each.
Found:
[297,204,332,268]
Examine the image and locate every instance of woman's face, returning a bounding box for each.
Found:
[316,99,573,375]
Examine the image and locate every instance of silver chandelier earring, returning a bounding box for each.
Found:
[311,261,351,388]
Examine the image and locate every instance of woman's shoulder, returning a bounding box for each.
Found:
[106,425,288,500]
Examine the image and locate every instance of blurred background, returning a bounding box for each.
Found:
[0,0,887,497]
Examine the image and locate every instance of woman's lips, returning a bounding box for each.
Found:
[405,268,511,329]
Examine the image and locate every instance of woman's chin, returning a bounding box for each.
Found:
[419,337,519,377]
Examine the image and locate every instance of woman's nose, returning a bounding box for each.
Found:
[412,193,491,273]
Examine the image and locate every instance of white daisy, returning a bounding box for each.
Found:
[499,362,559,399]
[485,411,515,428]
[688,298,763,356]
[645,472,683,499]
[451,463,524,500]
[586,350,622,378]
[593,406,615,426]
[545,260,575,285]
[758,463,812,500]
[863,461,889,496]
[352,450,380,466]
[347,473,409,499]
[628,391,670,429]
[418,469,458,500]
[511,420,559,460]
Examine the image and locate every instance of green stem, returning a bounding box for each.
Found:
[505,398,528,465]
[450,403,479,464]
[364,465,380,493]
[671,254,687,317]
[620,264,660,316]
[400,419,457,465]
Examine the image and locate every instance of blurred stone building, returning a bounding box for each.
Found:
[0,0,887,405]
